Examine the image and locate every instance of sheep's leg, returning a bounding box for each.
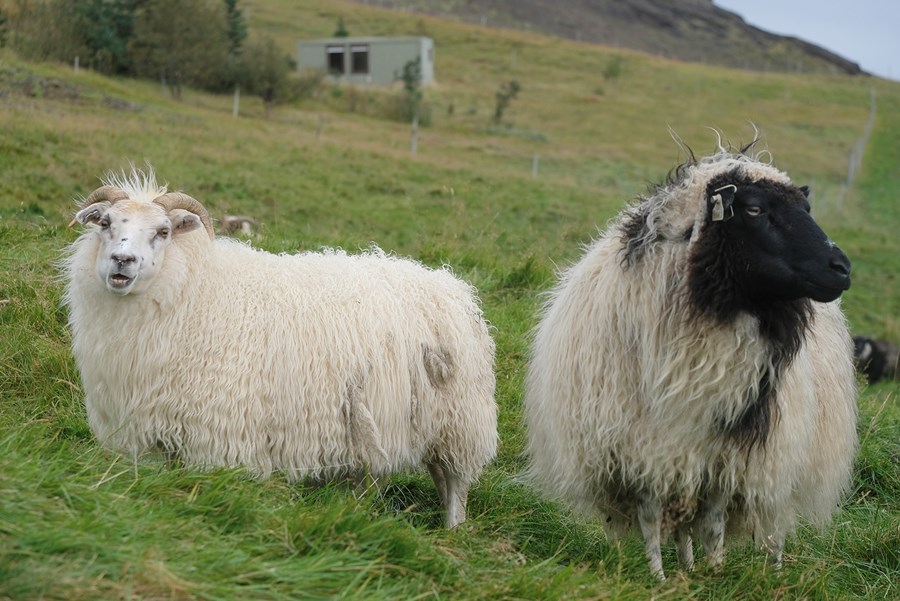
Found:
[426,460,448,509]
[762,531,784,569]
[442,469,469,529]
[697,492,727,568]
[637,495,666,581]
[675,525,694,571]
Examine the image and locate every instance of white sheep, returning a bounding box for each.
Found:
[221,214,259,237]
[524,140,858,578]
[62,166,497,528]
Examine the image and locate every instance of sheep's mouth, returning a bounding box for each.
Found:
[107,273,134,291]
[803,277,850,303]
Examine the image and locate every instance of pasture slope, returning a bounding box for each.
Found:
[1,0,898,598]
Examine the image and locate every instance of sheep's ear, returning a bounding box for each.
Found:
[709,184,736,222]
[799,185,810,198]
[72,203,108,226]
[171,211,203,236]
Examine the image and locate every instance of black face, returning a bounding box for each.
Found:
[710,177,851,304]
[853,335,872,360]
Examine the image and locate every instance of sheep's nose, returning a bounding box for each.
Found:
[112,253,136,266]
[829,250,851,277]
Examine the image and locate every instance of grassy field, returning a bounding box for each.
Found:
[1,1,898,598]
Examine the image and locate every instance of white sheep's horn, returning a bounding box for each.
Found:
[153,192,215,239]
[68,185,130,227]
[85,185,130,205]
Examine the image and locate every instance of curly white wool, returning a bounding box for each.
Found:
[62,168,497,528]
[524,147,857,574]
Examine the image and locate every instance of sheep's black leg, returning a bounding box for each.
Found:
[637,495,666,580]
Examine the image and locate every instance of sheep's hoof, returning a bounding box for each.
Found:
[707,549,724,568]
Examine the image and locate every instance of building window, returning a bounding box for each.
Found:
[326,45,345,75]
[350,44,369,74]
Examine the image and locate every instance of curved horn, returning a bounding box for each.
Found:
[153,192,215,239]
[84,185,129,205]
[68,185,130,227]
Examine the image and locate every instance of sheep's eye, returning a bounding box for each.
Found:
[744,206,763,217]
[157,228,170,239]
[99,217,111,229]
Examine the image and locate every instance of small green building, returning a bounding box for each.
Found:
[297,36,434,86]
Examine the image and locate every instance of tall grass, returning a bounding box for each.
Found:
[1,1,899,597]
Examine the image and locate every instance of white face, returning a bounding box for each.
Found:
[75,199,199,295]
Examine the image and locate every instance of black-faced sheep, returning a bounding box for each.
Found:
[853,335,899,384]
[524,140,858,579]
[62,167,497,528]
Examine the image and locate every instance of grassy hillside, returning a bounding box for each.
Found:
[1,1,898,599]
[363,0,864,76]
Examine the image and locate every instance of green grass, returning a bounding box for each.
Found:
[1,1,899,598]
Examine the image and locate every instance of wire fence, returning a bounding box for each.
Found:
[835,86,877,209]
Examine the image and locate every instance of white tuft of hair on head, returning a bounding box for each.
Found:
[100,161,168,202]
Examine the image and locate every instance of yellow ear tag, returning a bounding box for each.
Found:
[711,194,725,221]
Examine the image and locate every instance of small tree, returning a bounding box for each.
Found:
[224,0,247,56]
[333,17,349,38]
[602,54,624,81]
[0,8,8,48]
[6,0,87,63]
[401,56,422,119]
[75,0,138,75]
[222,0,248,100]
[235,36,296,116]
[401,57,423,154]
[129,0,230,99]
[492,79,521,125]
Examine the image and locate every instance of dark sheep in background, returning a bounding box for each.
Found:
[853,335,900,384]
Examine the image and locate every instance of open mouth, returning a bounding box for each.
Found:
[107,273,135,291]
